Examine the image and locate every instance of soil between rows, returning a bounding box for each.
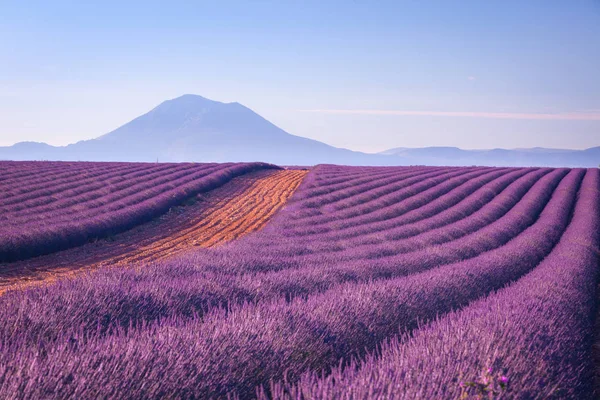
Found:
[0,169,308,294]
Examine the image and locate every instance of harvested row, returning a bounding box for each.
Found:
[0,168,582,399]
[0,162,276,262]
[115,169,308,263]
[276,169,600,400]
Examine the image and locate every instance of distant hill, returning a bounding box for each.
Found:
[0,94,597,167]
[379,146,600,167]
[0,95,391,166]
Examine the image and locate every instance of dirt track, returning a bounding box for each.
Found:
[0,169,307,294]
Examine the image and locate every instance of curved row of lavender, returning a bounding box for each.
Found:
[0,165,598,399]
[272,168,600,400]
[0,161,276,261]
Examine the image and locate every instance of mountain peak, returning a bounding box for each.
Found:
[168,94,217,103]
[146,94,251,118]
[154,94,221,111]
[97,93,286,147]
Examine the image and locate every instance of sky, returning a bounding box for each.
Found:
[1,0,599,152]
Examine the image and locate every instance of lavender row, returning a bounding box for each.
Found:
[293,166,430,200]
[276,168,600,400]
[0,161,117,191]
[0,167,582,399]
[285,167,444,221]
[2,163,221,222]
[0,162,135,201]
[259,165,418,221]
[297,167,448,211]
[0,164,225,231]
[281,168,533,245]
[0,162,177,210]
[2,165,224,229]
[319,167,485,213]
[0,162,167,198]
[286,168,478,230]
[285,166,442,212]
[295,165,412,192]
[215,168,564,270]
[0,161,68,183]
[280,167,508,237]
[257,168,535,253]
[0,162,275,261]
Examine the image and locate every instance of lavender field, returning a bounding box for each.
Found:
[0,163,598,399]
[0,161,275,261]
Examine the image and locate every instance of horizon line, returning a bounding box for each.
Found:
[299,109,600,121]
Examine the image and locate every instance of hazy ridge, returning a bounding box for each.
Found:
[1,94,597,167]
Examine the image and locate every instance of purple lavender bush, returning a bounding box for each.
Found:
[0,165,597,400]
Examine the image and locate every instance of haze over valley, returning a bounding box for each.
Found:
[1,94,597,167]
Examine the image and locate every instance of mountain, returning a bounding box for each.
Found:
[379,146,600,167]
[0,94,598,167]
[0,141,58,160]
[0,95,393,166]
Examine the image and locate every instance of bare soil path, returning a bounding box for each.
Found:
[0,169,307,294]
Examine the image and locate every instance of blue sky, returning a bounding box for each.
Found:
[1,0,599,151]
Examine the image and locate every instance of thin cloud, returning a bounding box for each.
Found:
[467,76,476,81]
[299,109,600,121]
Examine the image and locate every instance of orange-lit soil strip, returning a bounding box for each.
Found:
[110,169,307,262]
[0,169,308,295]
